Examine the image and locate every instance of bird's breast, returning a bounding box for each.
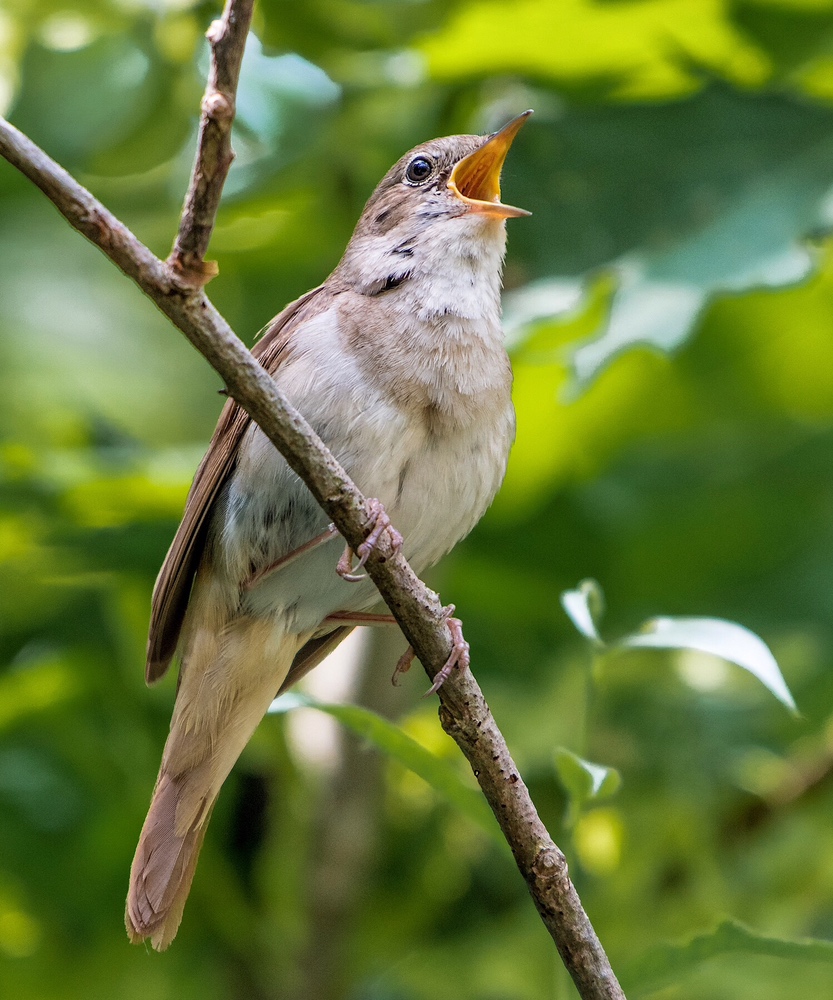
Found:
[216,304,514,627]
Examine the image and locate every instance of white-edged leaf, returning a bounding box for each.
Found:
[554,748,621,825]
[555,748,620,800]
[560,578,606,645]
[621,616,797,713]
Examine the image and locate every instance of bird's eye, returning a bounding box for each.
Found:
[405,157,434,184]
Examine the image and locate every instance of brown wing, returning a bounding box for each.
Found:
[278,625,355,696]
[146,285,330,683]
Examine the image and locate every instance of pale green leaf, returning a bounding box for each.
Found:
[621,616,797,712]
[554,748,621,825]
[560,578,606,645]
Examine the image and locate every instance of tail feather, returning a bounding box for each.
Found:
[126,774,214,950]
[127,614,306,950]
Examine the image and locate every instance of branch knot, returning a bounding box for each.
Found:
[206,18,225,44]
[202,91,235,121]
[166,254,220,290]
[532,845,569,883]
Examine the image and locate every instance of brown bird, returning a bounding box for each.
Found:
[126,111,532,949]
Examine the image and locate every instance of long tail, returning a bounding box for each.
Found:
[126,614,304,950]
[126,772,215,950]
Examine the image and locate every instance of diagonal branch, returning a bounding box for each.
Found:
[0,34,625,1000]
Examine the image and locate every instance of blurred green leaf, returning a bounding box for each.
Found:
[561,578,606,646]
[0,652,79,731]
[269,693,502,845]
[506,87,833,381]
[625,918,833,995]
[11,35,154,163]
[227,37,340,196]
[553,748,621,825]
[420,0,769,98]
[621,616,797,712]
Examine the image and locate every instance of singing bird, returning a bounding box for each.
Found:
[126,111,532,949]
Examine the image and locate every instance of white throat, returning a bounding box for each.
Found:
[405,214,507,326]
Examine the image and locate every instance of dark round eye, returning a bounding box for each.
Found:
[405,156,434,184]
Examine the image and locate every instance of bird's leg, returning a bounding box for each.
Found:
[390,605,471,694]
[321,611,398,627]
[320,606,466,694]
[336,498,403,582]
[424,605,470,696]
[243,524,339,591]
[321,610,412,686]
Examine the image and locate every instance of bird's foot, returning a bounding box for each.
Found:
[392,606,471,694]
[336,498,403,583]
[424,606,470,696]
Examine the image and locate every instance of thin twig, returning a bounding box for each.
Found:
[0,93,625,1000]
[168,0,255,285]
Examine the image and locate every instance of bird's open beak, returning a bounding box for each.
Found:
[448,110,532,219]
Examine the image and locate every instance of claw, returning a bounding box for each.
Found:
[392,645,417,686]
[423,606,470,697]
[336,546,366,583]
[336,498,403,583]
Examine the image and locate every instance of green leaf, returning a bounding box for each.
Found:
[227,36,340,197]
[503,86,833,382]
[553,748,621,825]
[11,35,155,165]
[620,616,797,713]
[560,578,606,645]
[420,0,769,98]
[561,579,796,710]
[625,918,833,995]
[269,693,502,845]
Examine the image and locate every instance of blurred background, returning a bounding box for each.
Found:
[3,0,833,997]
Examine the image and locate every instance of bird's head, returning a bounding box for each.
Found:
[335,111,532,297]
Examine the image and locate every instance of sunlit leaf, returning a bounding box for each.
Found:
[620,616,797,712]
[554,747,621,825]
[560,578,606,645]
[269,693,502,845]
[421,0,769,98]
[505,86,833,382]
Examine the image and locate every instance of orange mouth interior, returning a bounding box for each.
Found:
[448,110,532,219]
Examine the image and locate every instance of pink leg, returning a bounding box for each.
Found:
[322,612,398,627]
[424,606,470,697]
[320,610,413,686]
[244,524,338,591]
[390,606,471,695]
[336,498,403,583]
